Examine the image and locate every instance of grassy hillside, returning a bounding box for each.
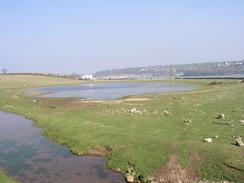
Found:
[0,75,243,182]
[94,60,244,78]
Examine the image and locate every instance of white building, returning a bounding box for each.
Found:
[80,74,94,80]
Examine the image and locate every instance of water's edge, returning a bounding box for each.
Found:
[26,82,198,100]
[0,111,125,183]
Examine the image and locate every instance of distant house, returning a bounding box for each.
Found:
[80,74,94,80]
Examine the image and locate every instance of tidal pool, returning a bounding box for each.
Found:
[27,82,196,100]
[0,111,125,183]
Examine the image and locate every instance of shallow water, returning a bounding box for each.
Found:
[0,111,125,183]
[28,82,196,100]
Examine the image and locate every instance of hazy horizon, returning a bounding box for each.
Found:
[0,0,243,74]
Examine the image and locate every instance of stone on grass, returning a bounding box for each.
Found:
[216,113,225,119]
[204,138,212,143]
[184,119,192,125]
[209,80,223,85]
[126,175,134,183]
[147,176,153,181]
[163,110,169,115]
[128,108,141,115]
[239,120,244,125]
[127,166,134,173]
[127,108,143,115]
[236,137,244,147]
[237,80,244,83]
[128,108,137,113]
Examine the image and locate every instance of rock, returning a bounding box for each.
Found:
[209,80,223,85]
[128,108,142,115]
[128,108,137,113]
[147,176,153,181]
[236,137,244,147]
[239,120,244,125]
[127,166,134,173]
[163,110,169,115]
[237,80,244,83]
[184,119,192,125]
[198,180,233,183]
[216,113,225,119]
[32,100,37,103]
[204,138,212,143]
[214,135,219,138]
[126,175,134,183]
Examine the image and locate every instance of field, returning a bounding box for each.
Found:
[0,75,243,182]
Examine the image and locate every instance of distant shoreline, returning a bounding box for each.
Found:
[179,76,244,79]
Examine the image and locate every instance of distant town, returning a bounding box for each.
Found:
[94,60,244,80]
[2,60,244,80]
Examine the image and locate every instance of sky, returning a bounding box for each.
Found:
[0,0,243,74]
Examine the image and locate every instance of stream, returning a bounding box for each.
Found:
[0,111,125,183]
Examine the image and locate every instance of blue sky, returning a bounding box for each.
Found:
[0,0,243,74]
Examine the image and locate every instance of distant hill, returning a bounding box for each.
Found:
[94,60,244,79]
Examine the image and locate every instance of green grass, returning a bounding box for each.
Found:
[0,171,17,183]
[0,75,243,182]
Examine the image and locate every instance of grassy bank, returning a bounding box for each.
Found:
[0,171,17,183]
[0,75,243,182]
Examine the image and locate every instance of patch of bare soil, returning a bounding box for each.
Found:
[81,98,151,104]
[85,146,113,157]
[153,155,198,183]
[191,151,202,162]
[39,98,96,111]
[121,98,150,102]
